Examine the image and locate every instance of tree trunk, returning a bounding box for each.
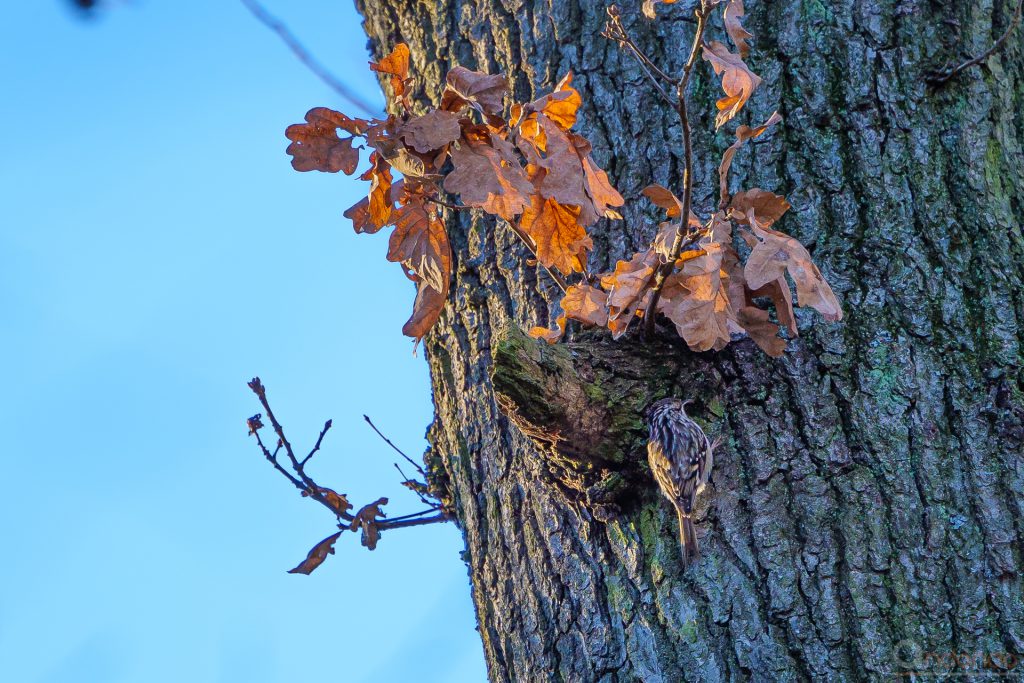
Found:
[356,0,1024,680]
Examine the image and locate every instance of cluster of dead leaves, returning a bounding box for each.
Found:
[286,1,840,358]
[530,0,841,356]
[286,493,389,574]
[286,44,623,345]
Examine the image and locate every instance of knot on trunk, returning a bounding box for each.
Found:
[491,326,695,519]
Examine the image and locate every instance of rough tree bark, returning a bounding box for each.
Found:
[355,1,1023,680]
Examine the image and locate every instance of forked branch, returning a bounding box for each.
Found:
[602,3,714,336]
[246,377,447,574]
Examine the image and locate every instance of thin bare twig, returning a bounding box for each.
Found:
[604,9,676,83]
[393,462,415,485]
[364,414,426,477]
[393,463,437,508]
[385,508,444,524]
[253,427,304,490]
[364,414,439,508]
[927,0,1023,86]
[602,8,678,103]
[603,3,712,335]
[299,419,332,467]
[380,513,448,530]
[425,196,472,211]
[250,380,354,523]
[240,0,381,117]
[249,379,317,490]
[644,0,712,335]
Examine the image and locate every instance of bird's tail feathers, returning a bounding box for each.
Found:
[677,508,699,567]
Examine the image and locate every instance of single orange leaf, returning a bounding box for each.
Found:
[518,196,587,276]
[718,111,781,205]
[723,0,753,59]
[398,110,462,153]
[367,152,394,229]
[744,221,842,321]
[285,108,362,174]
[371,44,411,99]
[287,531,343,575]
[736,306,786,357]
[444,66,508,115]
[701,40,761,128]
[730,189,790,227]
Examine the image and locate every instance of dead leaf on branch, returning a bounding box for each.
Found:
[701,40,761,129]
[748,278,797,336]
[657,276,732,353]
[643,184,684,217]
[733,225,797,336]
[744,221,843,321]
[442,136,533,220]
[346,187,452,344]
[719,111,782,205]
[381,195,453,343]
[520,72,581,134]
[285,107,364,174]
[350,497,388,550]
[303,487,353,518]
[369,127,439,179]
[398,110,462,153]
[654,242,736,352]
[287,531,343,575]
[708,211,733,243]
[601,250,659,338]
[736,306,786,357]
[562,282,611,328]
[343,197,373,234]
[370,43,411,101]
[443,66,508,115]
[723,0,753,59]
[720,241,749,333]
[580,154,625,220]
[345,180,406,235]
[568,132,625,221]
[518,195,588,276]
[730,188,790,228]
[530,283,610,343]
[518,113,591,212]
[643,184,702,224]
[653,220,705,260]
[404,276,449,344]
[645,184,703,258]
[366,152,394,229]
[387,196,451,297]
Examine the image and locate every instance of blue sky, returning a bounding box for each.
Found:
[0,1,485,681]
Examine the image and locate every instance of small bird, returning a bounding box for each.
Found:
[645,397,716,567]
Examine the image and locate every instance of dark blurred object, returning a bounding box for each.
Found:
[69,0,100,10]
